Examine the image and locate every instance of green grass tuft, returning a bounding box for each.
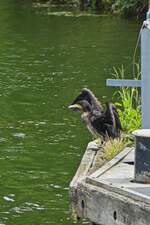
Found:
[104,136,131,161]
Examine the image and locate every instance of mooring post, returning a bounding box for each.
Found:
[133,129,150,183]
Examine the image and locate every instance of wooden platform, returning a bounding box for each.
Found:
[69,141,150,225]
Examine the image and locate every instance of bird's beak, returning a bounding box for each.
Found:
[68,104,82,112]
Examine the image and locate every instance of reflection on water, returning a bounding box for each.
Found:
[0,0,140,224]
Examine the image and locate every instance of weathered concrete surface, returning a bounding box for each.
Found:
[76,182,150,225]
[69,140,106,220]
[70,144,150,225]
[87,148,150,205]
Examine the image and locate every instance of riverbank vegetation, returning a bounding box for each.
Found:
[33,0,148,17]
[102,0,148,17]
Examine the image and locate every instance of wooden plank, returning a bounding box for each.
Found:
[106,79,141,87]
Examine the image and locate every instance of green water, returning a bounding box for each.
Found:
[0,1,140,224]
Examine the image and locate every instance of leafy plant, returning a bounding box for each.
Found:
[113,65,141,133]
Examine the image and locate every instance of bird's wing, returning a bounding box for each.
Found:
[81,88,103,112]
[90,113,106,136]
[105,103,122,131]
[90,103,122,139]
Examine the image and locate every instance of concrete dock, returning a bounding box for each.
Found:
[70,141,150,225]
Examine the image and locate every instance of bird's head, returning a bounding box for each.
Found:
[70,88,92,107]
[69,88,103,113]
[68,100,92,113]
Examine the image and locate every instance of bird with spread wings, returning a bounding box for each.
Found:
[68,88,122,139]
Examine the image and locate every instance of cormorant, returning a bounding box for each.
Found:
[68,88,122,139]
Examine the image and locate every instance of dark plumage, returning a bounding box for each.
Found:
[68,88,122,139]
[70,88,103,113]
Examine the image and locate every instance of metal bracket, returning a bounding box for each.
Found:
[106,79,141,87]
